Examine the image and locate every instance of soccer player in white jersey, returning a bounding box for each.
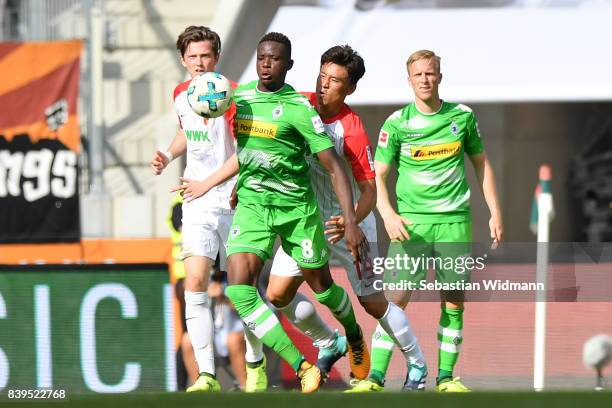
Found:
[149,25,236,392]
[260,45,428,391]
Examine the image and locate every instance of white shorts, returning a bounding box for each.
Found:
[181,210,234,270]
[270,239,380,297]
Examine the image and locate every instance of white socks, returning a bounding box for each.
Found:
[378,302,425,366]
[184,291,215,375]
[243,322,264,363]
[277,292,336,348]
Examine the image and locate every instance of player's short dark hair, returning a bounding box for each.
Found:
[176,25,221,58]
[258,32,292,59]
[320,45,365,85]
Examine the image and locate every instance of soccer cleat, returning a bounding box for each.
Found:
[245,356,268,392]
[297,360,322,393]
[344,379,383,393]
[186,374,221,392]
[402,363,428,391]
[316,332,348,380]
[347,326,370,380]
[436,377,471,392]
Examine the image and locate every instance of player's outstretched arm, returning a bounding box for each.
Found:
[171,152,239,202]
[316,147,366,259]
[150,129,187,175]
[469,152,503,246]
[374,160,411,242]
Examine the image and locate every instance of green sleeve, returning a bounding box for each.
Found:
[294,103,333,154]
[374,120,400,164]
[465,113,484,156]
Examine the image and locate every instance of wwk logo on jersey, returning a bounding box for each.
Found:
[185,129,211,142]
[378,130,389,147]
[272,104,283,120]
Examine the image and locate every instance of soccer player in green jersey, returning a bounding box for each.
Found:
[180,33,370,393]
[372,50,503,392]
[261,45,427,392]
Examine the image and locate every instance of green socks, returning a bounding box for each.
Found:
[369,324,395,385]
[314,283,360,341]
[368,306,465,385]
[226,285,303,371]
[437,307,464,381]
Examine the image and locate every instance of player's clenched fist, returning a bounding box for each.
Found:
[150,150,170,175]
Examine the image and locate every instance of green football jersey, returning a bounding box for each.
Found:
[233,81,333,206]
[374,101,484,224]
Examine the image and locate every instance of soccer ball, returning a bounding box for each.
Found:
[583,334,612,369]
[187,72,233,118]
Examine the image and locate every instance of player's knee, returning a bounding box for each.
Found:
[358,296,387,319]
[292,297,316,321]
[266,288,292,308]
[360,301,380,318]
[300,265,332,290]
[227,254,261,285]
[185,273,207,291]
[385,290,411,308]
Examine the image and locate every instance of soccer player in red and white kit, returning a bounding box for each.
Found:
[149,25,238,392]
[245,45,427,391]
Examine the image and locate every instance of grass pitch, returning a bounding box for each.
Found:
[7,391,612,408]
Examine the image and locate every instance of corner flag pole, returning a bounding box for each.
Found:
[533,164,554,391]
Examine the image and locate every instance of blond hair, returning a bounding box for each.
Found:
[406,50,441,75]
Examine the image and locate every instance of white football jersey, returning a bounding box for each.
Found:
[302,93,377,243]
[173,78,237,224]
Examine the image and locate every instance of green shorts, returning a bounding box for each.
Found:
[384,221,472,286]
[226,200,329,269]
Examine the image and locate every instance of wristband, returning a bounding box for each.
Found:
[162,150,174,162]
